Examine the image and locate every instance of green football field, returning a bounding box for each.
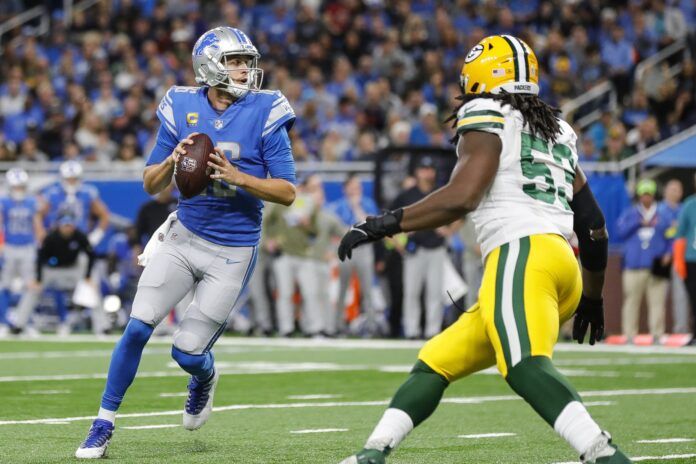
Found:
[0,336,695,464]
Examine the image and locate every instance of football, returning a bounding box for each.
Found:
[175,132,214,199]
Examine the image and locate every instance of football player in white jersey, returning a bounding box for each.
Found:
[337,35,631,464]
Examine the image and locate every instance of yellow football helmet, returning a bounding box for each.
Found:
[460,35,539,95]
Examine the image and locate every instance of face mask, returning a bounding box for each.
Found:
[62,180,79,195]
[10,188,26,201]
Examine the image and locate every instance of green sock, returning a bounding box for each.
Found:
[389,360,449,426]
[505,355,582,426]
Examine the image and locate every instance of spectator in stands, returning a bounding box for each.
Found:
[617,179,672,343]
[329,173,380,336]
[674,173,696,344]
[647,0,689,46]
[601,24,635,103]
[659,179,690,334]
[18,136,48,163]
[601,126,634,161]
[578,136,600,162]
[627,116,662,153]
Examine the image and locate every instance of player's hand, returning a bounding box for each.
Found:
[572,295,604,345]
[28,280,42,291]
[170,132,199,164]
[338,209,403,261]
[208,147,245,186]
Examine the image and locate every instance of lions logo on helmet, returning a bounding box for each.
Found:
[192,27,264,99]
[460,35,539,96]
[6,167,29,187]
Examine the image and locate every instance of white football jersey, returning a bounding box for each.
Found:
[456,97,578,259]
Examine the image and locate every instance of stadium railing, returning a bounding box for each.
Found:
[0,5,49,53]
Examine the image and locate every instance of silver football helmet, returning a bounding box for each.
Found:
[192,27,263,99]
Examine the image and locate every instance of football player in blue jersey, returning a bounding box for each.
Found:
[76,26,296,459]
[40,160,110,246]
[0,168,44,336]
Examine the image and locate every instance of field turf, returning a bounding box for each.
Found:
[0,336,695,463]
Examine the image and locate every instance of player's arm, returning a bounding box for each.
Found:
[33,209,45,245]
[87,198,110,245]
[207,126,296,206]
[143,127,196,195]
[400,132,500,231]
[569,167,608,345]
[338,131,500,260]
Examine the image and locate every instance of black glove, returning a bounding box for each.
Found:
[572,295,604,345]
[338,209,403,261]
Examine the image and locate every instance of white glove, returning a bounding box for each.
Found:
[88,228,105,246]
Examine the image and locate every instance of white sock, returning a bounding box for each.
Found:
[553,401,602,455]
[365,408,414,451]
[97,407,116,425]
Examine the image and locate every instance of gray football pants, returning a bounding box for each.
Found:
[14,265,82,328]
[403,246,447,339]
[1,244,35,290]
[131,220,257,354]
[332,246,375,335]
[273,254,324,335]
[247,250,273,332]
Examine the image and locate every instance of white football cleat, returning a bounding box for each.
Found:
[183,369,219,430]
[75,419,114,459]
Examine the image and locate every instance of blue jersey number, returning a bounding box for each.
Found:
[205,141,241,198]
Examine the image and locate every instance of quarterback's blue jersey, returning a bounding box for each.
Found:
[147,86,296,246]
[0,196,37,246]
[42,183,100,232]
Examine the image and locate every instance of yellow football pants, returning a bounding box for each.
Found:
[419,234,582,380]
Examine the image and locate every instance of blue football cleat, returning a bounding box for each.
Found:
[75,419,114,459]
[183,369,219,430]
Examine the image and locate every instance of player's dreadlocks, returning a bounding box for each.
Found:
[446,91,562,143]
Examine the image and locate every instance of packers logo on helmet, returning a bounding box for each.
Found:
[460,35,539,96]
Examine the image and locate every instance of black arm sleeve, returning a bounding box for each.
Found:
[569,183,608,272]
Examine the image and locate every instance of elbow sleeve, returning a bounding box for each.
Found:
[570,183,608,272]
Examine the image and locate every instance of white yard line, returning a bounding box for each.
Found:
[1,387,694,427]
[0,361,653,383]
[583,401,615,407]
[287,394,342,400]
[458,433,516,439]
[636,438,695,444]
[4,335,696,354]
[159,392,188,398]
[122,424,180,430]
[22,389,71,395]
[0,346,261,361]
[289,428,348,434]
[552,454,696,464]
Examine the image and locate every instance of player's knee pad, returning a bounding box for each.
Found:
[122,318,154,346]
[172,328,207,355]
[171,345,214,375]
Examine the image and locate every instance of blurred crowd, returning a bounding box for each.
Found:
[0,0,694,168]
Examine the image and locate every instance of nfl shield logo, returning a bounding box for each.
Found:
[214,120,223,130]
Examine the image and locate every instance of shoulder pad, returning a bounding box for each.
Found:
[456,98,505,136]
